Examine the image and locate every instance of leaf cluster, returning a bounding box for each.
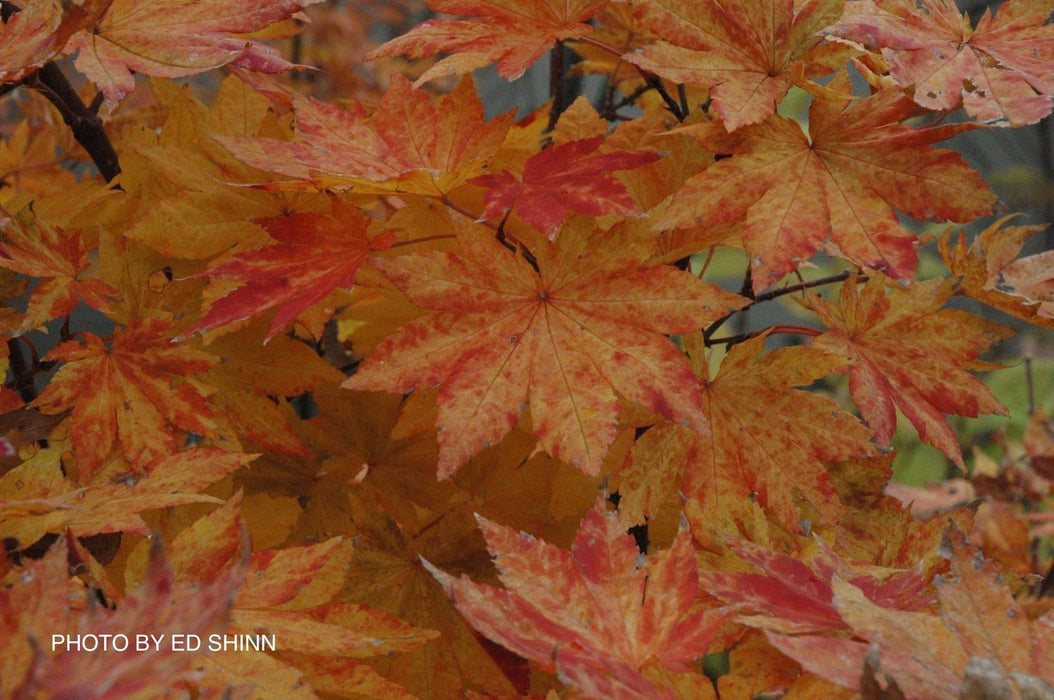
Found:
[1,0,1054,697]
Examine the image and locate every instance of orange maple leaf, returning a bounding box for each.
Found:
[940,217,1054,330]
[33,318,217,476]
[64,0,321,108]
[807,274,1012,468]
[662,82,995,292]
[0,447,255,548]
[426,498,734,698]
[189,197,393,341]
[471,136,658,236]
[345,218,747,476]
[0,0,104,83]
[156,494,435,698]
[0,204,115,333]
[625,0,848,130]
[365,0,607,85]
[0,537,241,700]
[216,74,513,197]
[829,0,1054,126]
[769,528,1054,698]
[621,332,874,530]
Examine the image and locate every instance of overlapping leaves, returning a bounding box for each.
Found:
[626,0,849,130]
[830,0,1054,126]
[365,0,607,85]
[807,274,1012,467]
[427,498,733,698]
[346,218,746,477]
[661,81,996,291]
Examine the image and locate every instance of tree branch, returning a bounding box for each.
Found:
[6,338,37,402]
[752,270,858,303]
[26,62,121,182]
[545,41,567,137]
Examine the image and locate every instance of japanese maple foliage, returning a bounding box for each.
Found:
[1,0,1054,697]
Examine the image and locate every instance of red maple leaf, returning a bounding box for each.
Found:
[0,204,115,333]
[701,538,932,634]
[471,136,658,236]
[216,74,513,197]
[0,0,105,83]
[808,274,1012,467]
[189,197,394,341]
[33,318,217,476]
[626,0,849,130]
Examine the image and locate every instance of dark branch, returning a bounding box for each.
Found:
[752,270,858,303]
[28,62,121,182]
[545,41,567,136]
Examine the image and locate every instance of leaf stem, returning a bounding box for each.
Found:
[703,270,856,342]
[440,196,491,229]
[387,234,456,248]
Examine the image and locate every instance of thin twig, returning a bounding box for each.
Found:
[706,324,822,347]
[575,36,685,121]
[387,234,457,248]
[753,270,858,303]
[1026,356,1036,416]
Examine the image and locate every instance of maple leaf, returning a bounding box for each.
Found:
[829,0,1054,126]
[0,203,115,333]
[715,631,851,700]
[662,83,995,292]
[0,0,104,83]
[769,528,1054,698]
[149,494,434,699]
[0,537,241,700]
[63,0,322,108]
[699,537,932,635]
[426,498,734,698]
[620,332,874,529]
[116,75,293,261]
[189,197,394,341]
[33,317,217,476]
[625,0,849,130]
[941,216,1054,330]
[0,446,254,548]
[365,0,607,85]
[345,217,747,476]
[242,386,598,697]
[216,74,514,197]
[807,274,1011,468]
[201,320,342,458]
[471,136,659,236]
